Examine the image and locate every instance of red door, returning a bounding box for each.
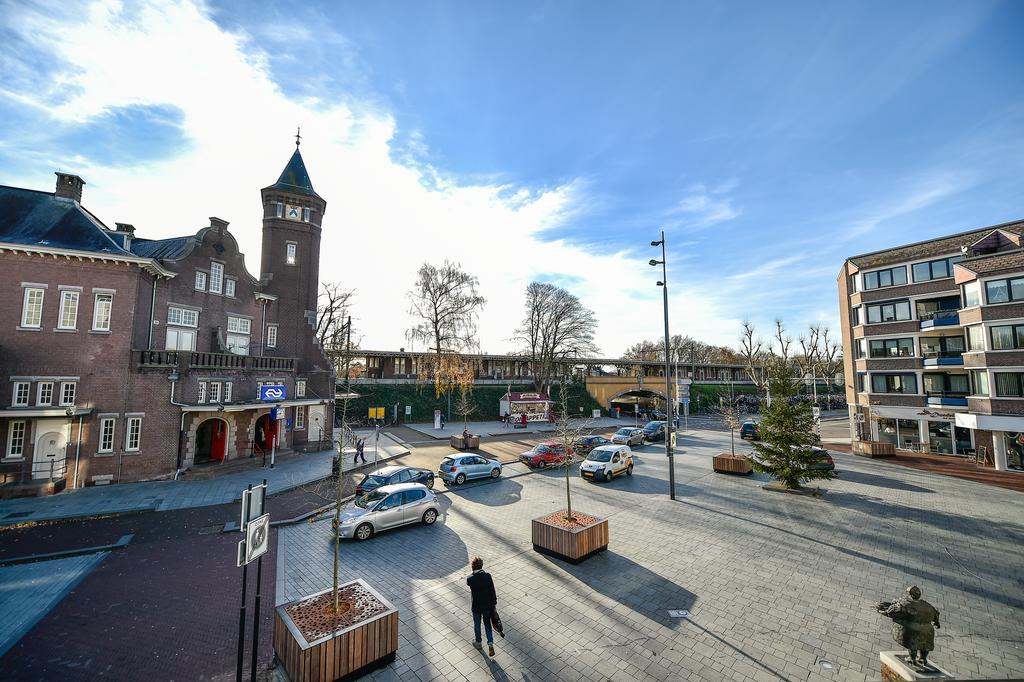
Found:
[211,420,227,461]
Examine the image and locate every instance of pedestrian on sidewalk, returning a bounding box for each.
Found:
[440,413,446,429]
[503,411,510,428]
[466,556,500,656]
[355,438,366,464]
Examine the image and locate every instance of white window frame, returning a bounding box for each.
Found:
[208,381,221,403]
[225,279,236,297]
[21,287,45,328]
[37,381,54,406]
[98,417,116,454]
[92,293,113,331]
[302,207,311,222]
[286,242,297,266]
[59,382,76,406]
[266,324,278,348]
[209,261,224,295]
[165,328,197,351]
[58,290,80,329]
[227,316,252,334]
[198,381,207,404]
[295,406,305,430]
[125,416,142,452]
[195,271,207,291]
[296,379,306,398]
[224,382,232,402]
[168,306,199,328]
[276,202,284,218]
[12,382,30,407]
[6,421,26,459]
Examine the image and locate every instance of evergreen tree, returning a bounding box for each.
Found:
[748,358,835,489]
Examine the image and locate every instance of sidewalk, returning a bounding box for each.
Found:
[403,416,625,440]
[0,448,337,527]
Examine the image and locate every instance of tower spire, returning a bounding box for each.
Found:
[295,126,301,148]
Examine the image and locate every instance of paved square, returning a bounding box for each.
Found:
[278,427,1024,681]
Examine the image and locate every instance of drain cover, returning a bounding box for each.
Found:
[668,610,690,618]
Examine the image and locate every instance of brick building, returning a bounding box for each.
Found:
[0,142,335,494]
[838,219,1024,472]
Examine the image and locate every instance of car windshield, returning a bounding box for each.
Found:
[535,445,554,454]
[588,450,614,462]
[615,428,633,436]
[354,490,388,509]
[361,475,388,488]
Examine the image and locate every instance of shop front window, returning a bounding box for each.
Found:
[876,418,898,445]
[1004,433,1024,471]
[898,419,921,450]
[928,420,954,455]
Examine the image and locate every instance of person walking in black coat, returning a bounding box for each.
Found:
[466,556,498,656]
[355,438,366,464]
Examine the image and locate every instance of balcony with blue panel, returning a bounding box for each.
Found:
[926,393,969,407]
[921,351,965,367]
[917,296,962,330]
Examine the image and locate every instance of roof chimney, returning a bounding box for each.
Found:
[114,222,136,236]
[209,217,229,231]
[55,172,85,203]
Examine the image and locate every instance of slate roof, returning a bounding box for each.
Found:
[848,221,1024,269]
[130,236,195,259]
[266,148,319,197]
[956,249,1024,277]
[0,185,132,256]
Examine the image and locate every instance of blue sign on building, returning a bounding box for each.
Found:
[260,384,287,402]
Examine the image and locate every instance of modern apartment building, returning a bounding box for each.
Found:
[839,219,1024,472]
[0,140,335,494]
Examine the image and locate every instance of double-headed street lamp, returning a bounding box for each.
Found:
[649,230,676,501]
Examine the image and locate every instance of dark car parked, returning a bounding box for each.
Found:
[739,421,760,441]
[809,448,836,471]
[641,421,666,443]
[355,465,434,495]
[573,435,612,456]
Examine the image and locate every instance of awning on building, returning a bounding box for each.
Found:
[870,405,963,420]
[955,412,1024,432]
[179,398,332,413]
[0,407,93,418]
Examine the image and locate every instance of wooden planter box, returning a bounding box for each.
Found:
[532,510,608,564]
[274,579,398,682]
[449,434,480,450]
[852,440,896,458]
[713,453,752,475]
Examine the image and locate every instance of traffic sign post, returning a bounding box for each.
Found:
[236,481,269,682]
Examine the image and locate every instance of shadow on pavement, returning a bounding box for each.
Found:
[442,477,524,507]
[835,469,935,493]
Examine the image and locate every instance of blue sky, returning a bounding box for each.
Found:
[1,0,1022,354]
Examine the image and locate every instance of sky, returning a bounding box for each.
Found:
[1,0,1022,356]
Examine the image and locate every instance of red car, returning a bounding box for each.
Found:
[518,441,573,468]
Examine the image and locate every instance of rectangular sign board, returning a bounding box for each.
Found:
[244,513,271,565]
[259,384,287,401]
[240,483,267,528]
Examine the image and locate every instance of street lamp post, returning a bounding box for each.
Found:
[650,230,676,501]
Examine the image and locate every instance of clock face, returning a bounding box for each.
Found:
[286,204,301,220]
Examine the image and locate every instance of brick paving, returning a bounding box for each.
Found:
[278,428,1024,681]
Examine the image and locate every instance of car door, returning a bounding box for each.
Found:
[401,488,429,522]
[610,452,622,477]
[396,469,414,484]
[467,456,487,479]
[373,492,405,530]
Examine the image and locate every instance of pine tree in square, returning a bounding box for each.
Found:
[747,357,836,489]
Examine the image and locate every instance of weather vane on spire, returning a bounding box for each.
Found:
[295,126,302,147]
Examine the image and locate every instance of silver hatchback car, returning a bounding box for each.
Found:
[334,482,440,541]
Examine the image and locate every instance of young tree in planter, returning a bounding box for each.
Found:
[552,384,592,522]
[713,388,742,456]
[747,358,836,490]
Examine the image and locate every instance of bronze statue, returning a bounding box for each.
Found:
[876,586,941,667]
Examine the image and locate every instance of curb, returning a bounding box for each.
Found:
[0,533,134,566]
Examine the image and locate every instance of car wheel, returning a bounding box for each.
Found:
[626,464,634,476]
[355,523,373,541]
[422,509,438,525]
[490,468,500,478]
[425,476,434,490]
[603,470,611,482]
[455,473,466,485]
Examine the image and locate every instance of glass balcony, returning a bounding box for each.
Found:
[921,350,965,367]
[919,309,961,329]
[926,391,969,407]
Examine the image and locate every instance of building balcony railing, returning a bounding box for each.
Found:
[921,350,965,367]
[926,391,969,407]
[919,310,961,329]
[135,350,296,373]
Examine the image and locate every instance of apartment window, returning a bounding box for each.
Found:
[966,325,985,351]
[849,275,858,294]
[98,417,115,453]
[286,242,297,266]
[857,372,868,393]
[266,324,278,348]
[871,373,917,394]
[963,282,981,307]
[166,328,196,351]
[209,262,224,295]
[302,207,311,222]
[994,372,1024,398]
[912,256,964,283]
[866,300,911,324]
[986,277,1024,305]
[923,373,968,395]
[21,287,44,328]
[863,266,908,290]
[60,382,76,406]
[296,406,305,430]
[225,279,236,297]
[58,290,80,329]
[7,421,26,458]
[210,382,223,403]
[195,271,207,291]
[12,382,30,407]
[125,416,142,452]
[224,382,232,402]
[93,293,113,331]
[854,339,865,360]
[37,382,54,406]
[920,335,965,358]
[990,324,1024,351]
[296,379,306,398]
[971,370,989,396]
[198,381,207,404]
[869,338,914,358]
[276,202,284,218]
[226,316,251,355]
[851,307,861,326]
[168,306,199,328]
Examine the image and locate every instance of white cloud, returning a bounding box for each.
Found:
[665,183,742,229]
[2,0,743,354]
[841,172,974,239]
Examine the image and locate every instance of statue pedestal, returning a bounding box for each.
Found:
[880,652,953,681]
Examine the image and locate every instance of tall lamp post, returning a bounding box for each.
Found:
[650,230,676,501]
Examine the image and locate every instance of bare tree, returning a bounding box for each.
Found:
[552,384,593,522]
[739,321,770,392]
[407,261,486,396]
[316,283,355,350]
[711,382,742,456]
[622,340,662,362]
[514,282,598,392]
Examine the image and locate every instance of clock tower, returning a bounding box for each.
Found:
[260,135,328,367]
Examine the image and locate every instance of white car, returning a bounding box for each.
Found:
[579,445,634,482]
[611,427,644,446]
